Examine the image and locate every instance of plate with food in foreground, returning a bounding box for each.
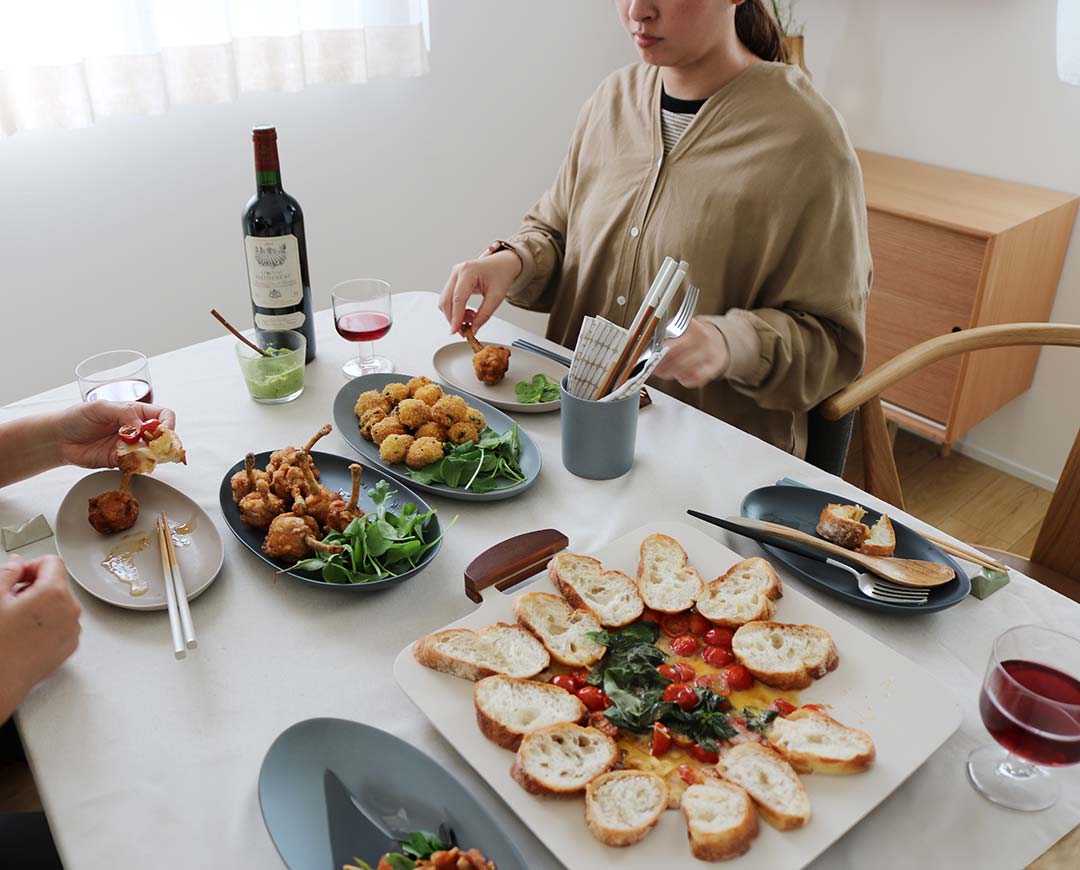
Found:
[332,373,542,502]
[259,718,527,870]
[218,432,446,591]
[433,340,566,413]
[55,470,223,610]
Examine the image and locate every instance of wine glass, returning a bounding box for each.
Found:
[967,624,1080,811]
[76,350,154,403]
[331,279,394,378]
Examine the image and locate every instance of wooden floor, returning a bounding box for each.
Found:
[0,429,1070,866]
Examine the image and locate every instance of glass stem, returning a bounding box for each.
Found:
[997,752,1039,780]
[358,341,374,365]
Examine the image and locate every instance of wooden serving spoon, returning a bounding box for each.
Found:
[687,512,956,588]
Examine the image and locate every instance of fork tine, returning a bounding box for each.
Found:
[875,579,929,598]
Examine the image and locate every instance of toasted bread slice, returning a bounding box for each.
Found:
[681,780,760,860]
[765,708,876,774]
[413,623,550,681]
[473,676,586,751]
[695,558,784,628]
[585,770,668,847]
[548,553,644,628]
[858,515,896,557]
[637,533,705,613]
[511,723,619,796]
[816,503,869,550]
[514,592,606,667]
[715,742,811,831]
[117,426,187,475]
[731,621,839,690]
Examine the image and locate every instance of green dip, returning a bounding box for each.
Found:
[239,346,305,400]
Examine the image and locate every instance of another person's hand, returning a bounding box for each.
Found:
[0,555,81,722]
[53,401,177,470]
[653,319,731,389]
[438,249,522,335]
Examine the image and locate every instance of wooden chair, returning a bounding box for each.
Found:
[820,323,1080,600]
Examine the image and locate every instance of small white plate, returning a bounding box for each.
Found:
[432,342,565,413]
[55,470,224,610]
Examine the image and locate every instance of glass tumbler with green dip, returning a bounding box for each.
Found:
[235,330,306,403]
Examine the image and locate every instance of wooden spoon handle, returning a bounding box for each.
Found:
[211,309,268,357]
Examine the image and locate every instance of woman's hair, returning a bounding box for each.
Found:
[734,0,788,63]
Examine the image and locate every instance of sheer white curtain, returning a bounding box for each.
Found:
[0,0,429,136]
[1060,0,1080,85]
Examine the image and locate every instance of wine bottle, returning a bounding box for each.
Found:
[242,125,316,363]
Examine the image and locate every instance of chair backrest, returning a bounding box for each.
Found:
[820,323,1080,578]
[804,404,857,478]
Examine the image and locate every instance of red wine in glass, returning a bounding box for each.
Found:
[84,379,154,404]
[335,312,393,343]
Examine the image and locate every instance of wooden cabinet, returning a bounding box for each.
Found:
[858,150,1079,449]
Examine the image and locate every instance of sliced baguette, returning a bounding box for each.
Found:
[473,676,587,751]
[514,592,606,667]
[731,621,839,690]
[585,770,669,847]
[695,557,784,628]
[548,553,644,628]
[637,533,705,613]
[511,723,619,796]
[816,503,869,550]
[681,780,760,860]
[715,742,811,831]
[413,623,550,681]
[765,708,876,774]
[858,515,896,557]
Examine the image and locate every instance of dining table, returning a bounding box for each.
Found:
[1,289,1078,870]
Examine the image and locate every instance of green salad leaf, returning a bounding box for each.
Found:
[346,830,449,870]
[514,373,560,404]
[407,425,526,492]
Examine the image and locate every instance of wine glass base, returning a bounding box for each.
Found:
[343,356,393,378]
[966,745,1059,811]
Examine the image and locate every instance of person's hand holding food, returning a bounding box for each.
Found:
[54,401,178,469]
[653,318,731,389]
[438,248,523,335]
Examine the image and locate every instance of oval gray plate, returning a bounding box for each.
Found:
[332,373,542,502]
[432,341,563,413]
[259,718,527,870]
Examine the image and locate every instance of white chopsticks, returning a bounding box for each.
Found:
[158,511,197,659]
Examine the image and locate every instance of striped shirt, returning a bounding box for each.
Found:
[660,88,707,155]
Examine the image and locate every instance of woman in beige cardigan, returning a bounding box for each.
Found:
[438,0,871,456]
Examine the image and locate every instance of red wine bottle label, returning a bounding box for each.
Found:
[245,233,302,308]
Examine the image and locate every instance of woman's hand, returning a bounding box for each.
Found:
[653,319,731,389]
[438,249,522,335]
[54,401,177,469]
[0,555,81,722]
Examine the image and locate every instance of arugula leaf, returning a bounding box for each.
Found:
[400,831,448,859]
[514,372,560,404]
[405,425,525,492]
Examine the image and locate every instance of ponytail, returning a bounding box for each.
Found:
[735,0,788,63]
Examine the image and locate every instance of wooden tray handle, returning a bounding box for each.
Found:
[464,529,569,603]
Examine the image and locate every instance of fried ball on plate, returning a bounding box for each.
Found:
[413,383,443,406]
[379,433,414,465]
[355,390,391,418]
[381,382,410,405]
[431,394,470,427]
[406,436,445,469]
[465,407,485,431]
[447,421,480,445]
[371,416,406,446]
[359,408,388,441]
[414,421,449,441]
[406,375,433,396]
[397,398,431,430]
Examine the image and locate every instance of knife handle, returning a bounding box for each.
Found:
[464,529,569,603]
[686,510,833,566]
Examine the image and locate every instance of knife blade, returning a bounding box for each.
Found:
[323,769,397,870]
[687,509,841,566]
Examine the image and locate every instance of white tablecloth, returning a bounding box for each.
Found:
[2,291,1078,870]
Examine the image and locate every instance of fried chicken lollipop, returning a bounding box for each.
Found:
[461,321,510,385]
[238,479,284,530]
[262,486,322,562]
[268,424,332,475]
[231,452,270,503]
[297,452,337,527]
[325,464,365,533]
[88,471,139,535]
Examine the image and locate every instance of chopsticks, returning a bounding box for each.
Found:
[158,511,197,658]
[919,532,1009,573]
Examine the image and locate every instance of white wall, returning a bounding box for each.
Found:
[0,1,632,404]
[802,0,1080,487]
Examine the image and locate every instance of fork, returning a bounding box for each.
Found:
[827,558,931,605]
[623,283,700,378]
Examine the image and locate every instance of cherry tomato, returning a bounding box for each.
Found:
[770,699,798,717]
[657,664,682,682]
[577,685,611,712]
[702,646,735,668]
[669,634,701,657]
[117,424,143,444]
[677,764,700,786]
[661,613,691,638]
[722,665,754,692]
[639,609,663,625]
[140,418,161,435]
[589,713,621,738]
[650,723,673,757]
[801,704,828,713]
[704,627,735,648]
[674,662,697,682]
[688,612,712,635]
[672,730,696,748]
[695,674,729,696]
[688,743,720,764]
[570,669,591,688]
[549,674,577,693]
[663,682,699,711]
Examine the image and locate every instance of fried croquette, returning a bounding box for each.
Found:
[358,408,388,441]
[371,415,406,445]
[447,421,480,445]
[413,383,443,406]
[379,433,414,465]
[465,407,485,430]
[406,436,444,469]
[354,390,391,418]
[406,375,433,396]
[381,382,410,405]
[431,394,470,427]
[414,421,449,441]
[396,398,431,430]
